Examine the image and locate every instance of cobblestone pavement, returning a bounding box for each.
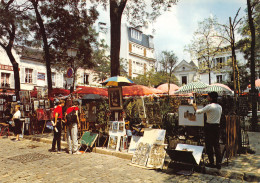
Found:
[0,137,250,183]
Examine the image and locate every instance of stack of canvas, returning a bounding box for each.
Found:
[130,128,167,169]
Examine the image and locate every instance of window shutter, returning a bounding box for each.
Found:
[129,43,132,52]
[33,69,37,84]
[129,59,132,77]
[56,73,60,88]
[10,72,14,88]
[20,67,25,83]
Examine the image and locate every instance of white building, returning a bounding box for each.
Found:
[173,60,198,85]
[198,50,247,84]
[97,22,156,78]
[0,47,100,92]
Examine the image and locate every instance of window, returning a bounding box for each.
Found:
[1,73,10,88]
[216,57,225,69]
[131,29,142,41]
[182,76,187,85]
[52,72,56,87]
[84,74,89,85]
[25,68,33,83]
[182,67,185,71]
[216,75,223,83]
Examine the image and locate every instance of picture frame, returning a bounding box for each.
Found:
[45,100,50,109]
[39,100,45,106]
[34,100,39,111]
[12,95,16,102]
[107,135,119,150]
[178,105,204,126]
[0,99,3,104]
[25,104,30,112]
[108,87,123,110]
[20,105,23,111]
[0,105,3,111]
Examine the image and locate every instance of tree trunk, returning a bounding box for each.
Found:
[247,0,258,131]
[5,47,20,99]
[110,0,127,77]
[32,1,53,99]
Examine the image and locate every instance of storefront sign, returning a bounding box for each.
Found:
[37,72,45,80]
[0,64,13,71]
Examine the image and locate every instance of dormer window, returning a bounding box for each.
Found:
[131,28,142,41]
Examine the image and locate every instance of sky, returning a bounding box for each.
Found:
[96,0,247,64]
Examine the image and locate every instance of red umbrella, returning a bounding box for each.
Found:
[122,85,165,96]
[73,86,108,97]
[157,83,179,95]
[51,88,70,97]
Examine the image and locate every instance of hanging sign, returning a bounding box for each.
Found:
[67,68,73,78]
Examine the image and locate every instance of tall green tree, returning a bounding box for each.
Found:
[27,0,98,95]
[0,0,30,98]
[187,17,225,85]
[159,51,178,95]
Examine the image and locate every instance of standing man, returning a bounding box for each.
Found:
[193,92,222,169]
[12,105,21,141]
[65,100,81,154]
[50,100,65,153]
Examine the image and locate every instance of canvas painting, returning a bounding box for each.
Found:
[178,105,204,126]
[39,100,44,106]
[142,128,166,145]
[25,104,30,112]
[45,100,50,109]
[108,87,123,110]
[131,142,150,167]
[0,105,3,111]
[120,136,128,151]
[118,122,124,131]
[128,135,143,154]
[12,95,16,102]
[0,99,3,104]
[107,135,118,150]
[20,105,23,111]
[112,121,118,131]
[108,121,113,131]
[34,100,39,111]
[146,144,167,169]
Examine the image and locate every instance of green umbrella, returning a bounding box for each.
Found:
[174,81,208,94]
[199,85,233,96]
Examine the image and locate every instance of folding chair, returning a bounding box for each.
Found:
[79,131,98,153]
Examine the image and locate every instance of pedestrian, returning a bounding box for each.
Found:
[193,92,222,169]
[50,100,65,153]
[12,105,21,141]
[65,100,81,154]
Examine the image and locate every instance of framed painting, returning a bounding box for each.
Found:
[0,99,3,104]
[45,100,50,109]
[12,95,16,102]
[39,100,45,106]
[107,135,119,150]
[34,100,39,111]
[108,87,123,110]
[0,105,3,111]
[131,142,150,167]
[25,104,30,112]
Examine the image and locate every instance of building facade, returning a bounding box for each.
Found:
[97,22,156,78]
[198,50,247,84]
[173,60,198,85]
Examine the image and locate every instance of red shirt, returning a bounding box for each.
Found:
[53,105,63,119]
[66,106,79,114]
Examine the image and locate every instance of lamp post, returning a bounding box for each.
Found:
[66,48,77,93]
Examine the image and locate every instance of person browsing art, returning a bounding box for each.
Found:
[65,100,81,154]
[12,105,21,141]
[193,92,222,169]
[50,100,65,154]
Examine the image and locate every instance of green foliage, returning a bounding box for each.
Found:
[132,69,179,87]
[96,99,110,125]
[124,98,142,125]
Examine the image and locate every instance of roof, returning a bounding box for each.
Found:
[173,60,198,72]
[128,27,153,48]
[19,46,44,63]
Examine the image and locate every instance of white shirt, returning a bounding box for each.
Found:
[13,110,21,119]
[196,103,222,124]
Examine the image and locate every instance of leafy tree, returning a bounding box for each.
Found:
[158,51,178,94]
[0,0,30,98]
[27,0,98,95]
[187,17,225,85]
[132,69,179,87]
[95,0,178,77]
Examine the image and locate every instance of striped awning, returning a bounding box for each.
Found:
[199,85,233,96]
[174,81,208,94]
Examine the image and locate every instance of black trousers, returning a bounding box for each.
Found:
[204,123,222,165]
[51,119,62,151]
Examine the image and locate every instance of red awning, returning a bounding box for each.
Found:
[73,86,108,97]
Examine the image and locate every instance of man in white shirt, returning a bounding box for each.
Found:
[193,92,222,169]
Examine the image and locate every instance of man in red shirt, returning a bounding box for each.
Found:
[50,100,65,153]
[65,100,81,154]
